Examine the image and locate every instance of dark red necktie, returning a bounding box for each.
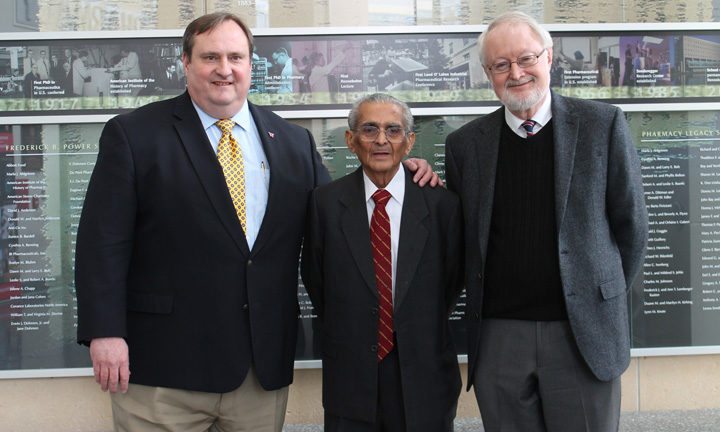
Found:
[371,189,393,361]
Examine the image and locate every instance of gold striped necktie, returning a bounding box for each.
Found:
[216,119,247,234]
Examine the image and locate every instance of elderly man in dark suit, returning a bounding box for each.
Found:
[75,13,437,432]
[445,11,648,432]
[302,93,463,432]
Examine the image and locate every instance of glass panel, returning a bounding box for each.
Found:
[0,123,100,370]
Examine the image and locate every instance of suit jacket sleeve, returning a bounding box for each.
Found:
[444,134,461,195]
[607,106,648,288]
[300,130,331,320]
[75,118,137,344]
[444,193,464,314]
[301,188,324,321]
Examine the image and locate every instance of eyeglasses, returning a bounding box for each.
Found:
[486,49,547,74]
[353,125,408,143]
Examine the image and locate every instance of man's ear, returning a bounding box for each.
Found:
[404,132,416,156]
[182,52,190,72]
[345,129,357,154]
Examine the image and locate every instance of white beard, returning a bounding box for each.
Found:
[501,76,548,113]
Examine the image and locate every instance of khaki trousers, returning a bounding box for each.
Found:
[110,367,289,432]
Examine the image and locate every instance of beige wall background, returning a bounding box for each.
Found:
[2,0,720,429]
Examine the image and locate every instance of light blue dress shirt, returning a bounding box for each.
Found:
[192,100,270,250]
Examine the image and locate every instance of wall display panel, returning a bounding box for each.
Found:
[2,24,720,376]
[628,110,720,349]
[0,36,186,115]
[0,123,100,372]
[2,27,720,117]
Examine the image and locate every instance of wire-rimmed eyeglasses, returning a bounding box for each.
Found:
[486,49,547,74]
[353,125,409,143]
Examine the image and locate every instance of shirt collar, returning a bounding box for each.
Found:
[363,165,406,206]
[504,91,553,135]
[192,99,251,133]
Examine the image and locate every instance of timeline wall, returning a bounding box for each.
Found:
[1,24,719,376]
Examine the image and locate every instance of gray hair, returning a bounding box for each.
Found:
[348,93,414,132]
[477,11,553,65]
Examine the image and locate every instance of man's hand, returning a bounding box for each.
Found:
[404,158,443,187]
[89,337,130,394]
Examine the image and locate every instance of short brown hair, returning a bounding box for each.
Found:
[182,13,254,60]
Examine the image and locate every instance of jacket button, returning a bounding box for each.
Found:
[248,259,253,266]
[561,250,569,255]
[474,312,480,319]
[478,272,483,280]
[371,344,378,352]
[241,304,248,311]
[371,307,378,316]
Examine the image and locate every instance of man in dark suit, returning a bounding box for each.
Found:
[302,93,463,431]
[76,13,437,432]
[445,11,648,432]
[157,63,181,93]
[49,54,64,83]
[23,64,40,98]
[59,61,73,95]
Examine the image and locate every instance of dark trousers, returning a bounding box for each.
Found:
[473,319,621,432]
[325,346,407,432]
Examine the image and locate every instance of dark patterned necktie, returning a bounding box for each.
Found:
[371,189,393,361]
[521,119,537,137]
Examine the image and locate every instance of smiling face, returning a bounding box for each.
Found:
[183,19,252,119]
[483,22,552,119]
[346,102,415,188]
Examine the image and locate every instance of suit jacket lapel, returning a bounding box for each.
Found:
[173,92,250,256]
[476,108,503,262]
[340,169,379,299]
[550,92,579,230]
[394,166,429,312]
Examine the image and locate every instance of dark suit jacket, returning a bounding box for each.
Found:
[50,62,64,83]
[76,91,330,393]
[23,72,39,98]
[61,70,73,95]
[445,91,648,388]
[301,166,463,430]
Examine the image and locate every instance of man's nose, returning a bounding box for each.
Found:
[508,61,525,79]
[216,57,231,76]
[375,129,391,144]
